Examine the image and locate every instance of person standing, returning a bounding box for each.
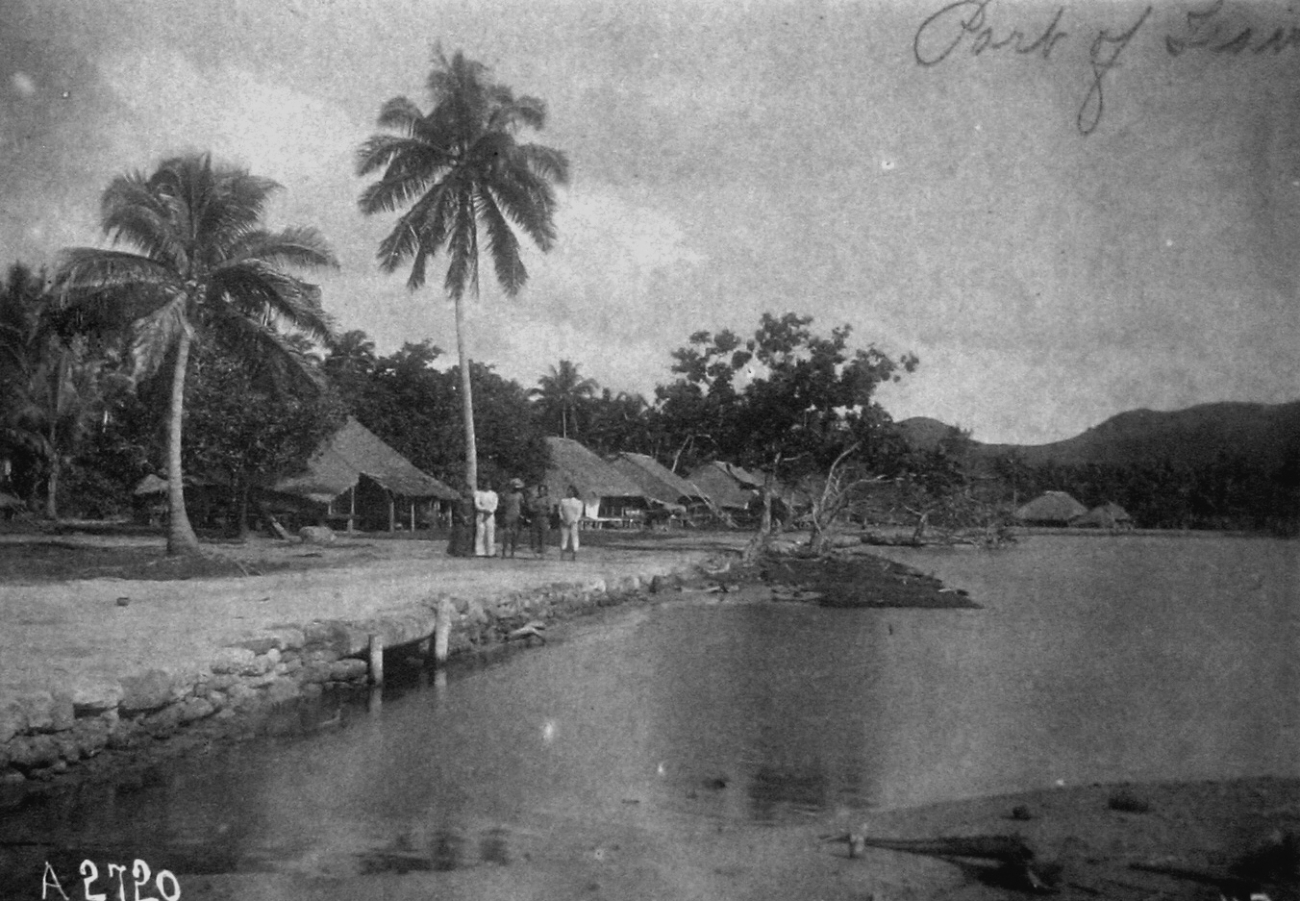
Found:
[528,483,551,557]
[474,478,499,557]
[499,478,524,558]
[558,484,584,561]
[447,483,475,557]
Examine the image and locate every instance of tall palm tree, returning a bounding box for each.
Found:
[356,47,569,491]
[56,153,337,554]
[531,358,598,439]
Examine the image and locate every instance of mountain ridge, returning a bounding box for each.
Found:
[897,400,1300,471]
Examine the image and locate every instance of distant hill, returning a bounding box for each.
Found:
[893,417,957,453]
[899,401,1300,472]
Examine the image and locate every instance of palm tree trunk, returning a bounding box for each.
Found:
[454,295,478,492]
[166,327,200,555]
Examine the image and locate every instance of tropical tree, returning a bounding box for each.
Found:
[531,358,598,439]
[0,264,115,518]
[657,313,918,546]
[183,339,346,537]
[356,46,569,492]
[55,153,337,554]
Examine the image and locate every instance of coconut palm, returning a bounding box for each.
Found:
[55,153,337,554]
[531,359,599,439]
[356,47,569,491]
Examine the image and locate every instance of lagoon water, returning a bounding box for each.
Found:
[9,534,1299,883]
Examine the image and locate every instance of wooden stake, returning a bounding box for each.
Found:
[369,634,384,685]
[434,598,454,666]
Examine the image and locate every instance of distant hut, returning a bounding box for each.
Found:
[609,452,710,525]
[543,437,647,523]
[685,461,763,512]
[1013,491,1088,526]
[0,490,24,521]
[1072,501,1134,530]
[273,417,459,532]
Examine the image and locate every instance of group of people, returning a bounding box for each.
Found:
[448,478,586,560]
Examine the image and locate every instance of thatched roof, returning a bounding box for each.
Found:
[274,417,458,504]
[133,474,168,496]
[1072,501,1133,528]
[1014,490,1088,524]
[685,461,762,510]
[609,453,707,506]
[543,438,644,501]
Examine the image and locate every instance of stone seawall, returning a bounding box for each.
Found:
[0,562,712,788]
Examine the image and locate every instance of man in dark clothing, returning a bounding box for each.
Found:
[528,483,551,557]
[447,485,475,557]
[499,478,525,558]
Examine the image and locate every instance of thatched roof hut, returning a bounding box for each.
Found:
[685,461,763,511]
[1072,501,1133,529]
[608,452,707,509]
[133,474,169,496]
[543,438,646,518]
[1014,490,1088,525]
[274,417,458,505]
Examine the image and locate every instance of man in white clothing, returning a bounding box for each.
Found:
[474,479,499,557]
[558,484,584,560]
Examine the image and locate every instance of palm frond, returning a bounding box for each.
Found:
[443,192,478,300]
[489,93,547,133]
[127,293,190,381]
[376,96,426,134]
[355,134,445,179]
[209,264,335,343]
[477,188,526,296]
[204,302,330,395]
[201,167,281,256]
[487,167,560,252]
[223,227,340,271]
[358,159,441,216]
[518,143,571,186]
[375,184,451,282]
[101,173,189,267]
[56,248,180,296]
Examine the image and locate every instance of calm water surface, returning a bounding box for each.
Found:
[8,534,1298,880]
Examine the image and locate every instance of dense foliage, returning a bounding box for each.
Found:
[324,335,548,490]
[54,153,337,552]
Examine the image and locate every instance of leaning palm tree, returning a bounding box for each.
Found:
[531,359,598,439]
[357,47,569,491]
[56,153,337,554]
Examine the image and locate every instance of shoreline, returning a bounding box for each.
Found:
[0,534,745,799]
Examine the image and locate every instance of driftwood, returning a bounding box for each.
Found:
[505,621,547,645]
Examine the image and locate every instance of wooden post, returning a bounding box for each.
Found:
[348,484,356,533]
[410,500,416,532]
[388,492,395,533]
[434,598,454,667]
[369,634,384,685]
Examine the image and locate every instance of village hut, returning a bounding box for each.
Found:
[1013,490,1088,526]
[273,417,458,532]
[684,461,763,512]
[0,490,23,521]
[1071,501,1134,529]
[609,452,709,507]
[543,437,647,524]
[609,452,711,525]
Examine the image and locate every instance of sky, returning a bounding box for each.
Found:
[2,0,1299,445]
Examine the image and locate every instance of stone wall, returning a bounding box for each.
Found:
[0,571,685,785]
